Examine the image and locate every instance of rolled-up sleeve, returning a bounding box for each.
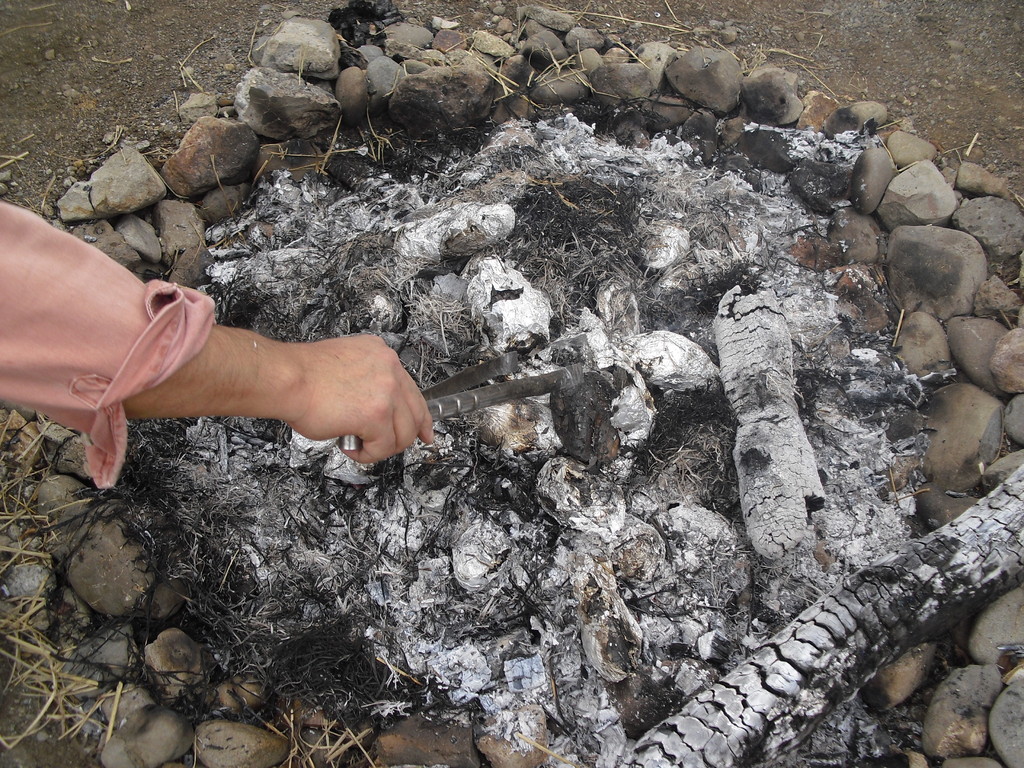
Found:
[0,201,215,487]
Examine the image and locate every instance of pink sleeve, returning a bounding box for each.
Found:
[0,201,215,488]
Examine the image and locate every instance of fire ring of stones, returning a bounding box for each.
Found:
[4,3,1024,768]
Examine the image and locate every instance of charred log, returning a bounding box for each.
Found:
[714,287,824,559]
[628,466,1024,768]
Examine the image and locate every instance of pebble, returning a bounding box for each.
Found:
[968,584,1024,665]
[66,517,154,616]
[741,66,802,125]
[989,678,1024,768]
[952,196,1024,260]
[145,628,207,702]
[921,664,1003,759]
[946,316,1007,395]
[194,720,289,768]
[886,225,987,320]
[665,47,741,114]
[991,328,1024,392]
[922,383,1002,492]
[893,311,951,376]
[850,146,897,214]
[100,706,194,768]
[862,643,937,710]
[885,130,938,167]
[877,160,958,229]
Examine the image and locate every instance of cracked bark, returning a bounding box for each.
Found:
[713,287,823,559]
[628,466,1024,768]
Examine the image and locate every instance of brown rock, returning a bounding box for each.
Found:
[956,162,1011,199]
[968,584,1024,665]
[160,117,259,198]
[830,264,890,333]
[388,64,494,137]
[991,328,1024,392]
[664,47,741,114]
[850,146,897,214]
[946,316,1008,395]
[198,183,251,224]
[885,130,938,167]
[796,90,839,131]
[893,311,951,377]
[827,208,882,264]
[974,275,1021,319]
[152,199,208,287]
[914,484,976,529]
[981,450,1024,492]
[334,66,369,127]
[790,235,842,271]
[922,383,1002,492]
[66,517,154,616]
[71,220,141,268]
[195,721,289,768]
[862,643,936,710]
[145,628,207,702]
[253,139,320,182]
[476,707,548,768]
[375,714,481,768]
[922,664,1002,759]
[215,675,267,712]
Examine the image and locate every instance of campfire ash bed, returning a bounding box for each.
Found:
[91,113,1004,768]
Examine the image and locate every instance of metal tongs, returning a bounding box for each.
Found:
[338,352,583,451]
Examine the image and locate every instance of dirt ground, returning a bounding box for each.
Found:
[0,0,1022,765]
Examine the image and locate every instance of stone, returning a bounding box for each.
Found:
[2,562,53,598]
[893,311,951,377]
[471,30,514,58]
[234,67,342,140]
[830,264,891,333]
[389,65,493,137]
[366,55,403,115]
[789,158,850,213]
[735,127,794,173]
[517,4,575,32]
[956,162,1011,199]
[100,706,194,768]
[115,214,162,264]
[565,26,605,53]
[253,139,320,182]
[643,93,693,132]
[969,583,1024,664]
[333,66,368,126]
[432,29,467,54]
[152,199,208,287]
[72,220,140,269]
[952,196,1024,260]
[922,383,1002,492]
[681,110,718,165]
[375,714,481,768]
[145,628,206,702]
[974,275,1021,318]
[823,100,888,137]
[982,450,1024,492]
[383,21,434,57]
[990,678,1024,768]
[475,707,547,768]
[54,432,89,480]
[635,41,677,90]
[850,146,897,214]
[665,47,741,115]
[215,675,267,712]
[519,29,569,67]
[914,484,976,529]
[1006,395,1024,444]
[946,316,1008,395]
[198,184,252,224]
[741,66,802,125]
[885,130,938,167]
[827,209,882,263]
[791,235,843,272]
[57,147,166,222]
[796,90,839,131]
[921,664,1003,759]
[101,684,156,725]
[877,161,958,229]
[529,69,590,106]
[66,517,154,616]
[34,473,89,517]
[64,623,136,687]
[194,721,289,768]
[177,91,219,123]
[992,328,1024,392]
[160,117,259,198]
[590,63,652,106]
[943,760,1006,768]
[499,55,534,88]
[258,17,341,79]
[886,225,988,320]
[862,643,937,710]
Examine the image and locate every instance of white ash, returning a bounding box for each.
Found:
[133,116,927,766]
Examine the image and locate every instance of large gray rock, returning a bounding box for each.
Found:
[665,47,741,115]
[529,68,591,106]
[234,67,342,140]
[257,17,341,80]
[990,678,1024,768]
[886,225,988,320]
[66,518,154,616]
[921,664,1003,759]
[57,147,166,222]
[194,721,289,768]
[740,66,801,125]
[877,160,957,229]
[892,311,950,377]
[389,64,493,136]
[383,22,434,58]
[885,130,937,167]
[590,63,652,106]
[968,584,1024,664]
[922,383,1002,492]
[72,220,139,269]
[827,209,882,263]
[115,214,162,264]
[850,146,896,214]
[952,196,1024,259]
[160,117,259,198]
[519,29,569,67]
[472,30,515,58]
[100,706,194,768]
[566,26,605,53]
[946,316,1008,395]
[991,328,1024,393]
